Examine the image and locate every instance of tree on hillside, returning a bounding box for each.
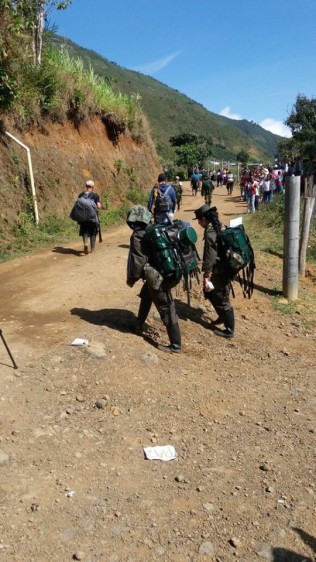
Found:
[285,94,316,161]
[170,133,200,147]
[0,1,31,109]
[6,0,72,66]
[169,133,213,168]
[236,149,249,165]
[278,94,316,164]
[277,94,316,275]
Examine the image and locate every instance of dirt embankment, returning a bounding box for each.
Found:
[0,184,315,562]
[0,115,160,227]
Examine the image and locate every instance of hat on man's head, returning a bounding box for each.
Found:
[193,204,211,220]
[86,180,94,187]
[158,172,167,183]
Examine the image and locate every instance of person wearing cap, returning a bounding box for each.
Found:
[147,173,177,224]
[194,204,235,338]
[78,180,102,254]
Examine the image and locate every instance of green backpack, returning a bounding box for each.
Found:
[145,220,199,303]
[217,224,255,298]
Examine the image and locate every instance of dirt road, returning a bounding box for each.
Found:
[0,183,315,562]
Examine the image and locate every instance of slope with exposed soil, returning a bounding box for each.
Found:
[0,116,160,234]
[0,184,315,562]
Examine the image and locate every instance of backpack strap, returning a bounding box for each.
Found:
[237,259,255,299]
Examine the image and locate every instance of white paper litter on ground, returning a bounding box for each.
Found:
[144,445,177,461]
[71,338,89,346]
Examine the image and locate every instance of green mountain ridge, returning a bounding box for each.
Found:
[217,115,283,161]
[49,34,281,165]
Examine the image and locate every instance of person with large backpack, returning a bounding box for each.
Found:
[194,204,236,338]
[147,173,177,224]
[126,205,182,354]
[70,180,101,254]
[193,204,255,338]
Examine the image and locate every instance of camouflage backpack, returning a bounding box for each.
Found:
[217,224,255,298]
[145,220,199,304]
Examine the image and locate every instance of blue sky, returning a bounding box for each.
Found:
[52,0,316,138]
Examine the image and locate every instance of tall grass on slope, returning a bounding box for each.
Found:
[47,48,144,136]
[4,43,144,138]
[244,192,316,264]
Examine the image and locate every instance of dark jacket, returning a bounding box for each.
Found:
[127,227,149,286]
[202,224,218,274]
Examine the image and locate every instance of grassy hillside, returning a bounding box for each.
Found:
[49,34,281,165]
[217,116,282,161]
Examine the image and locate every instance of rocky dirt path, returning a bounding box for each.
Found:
[0,183,315,562]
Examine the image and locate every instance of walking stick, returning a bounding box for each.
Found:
[0,329,18,369]
[98,212,103,243]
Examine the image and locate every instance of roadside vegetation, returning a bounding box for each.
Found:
[0,5,144,139]
[245,191,315,265]
[244,192,315,329]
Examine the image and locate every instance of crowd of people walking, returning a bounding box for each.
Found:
[240,164,285,213]
[186,162,287,214]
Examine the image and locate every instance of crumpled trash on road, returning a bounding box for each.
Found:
[71,338,89,346]
[144,445,177,461]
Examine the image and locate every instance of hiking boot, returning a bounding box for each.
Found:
[90,235,96,253]
[213,328,234,339]
[166,323,181,349]
[157,343,181,354]
[209,317,223,328]
[213,309,234,338]
[131,320,146,335]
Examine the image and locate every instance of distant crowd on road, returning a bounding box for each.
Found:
[185,161,295,214]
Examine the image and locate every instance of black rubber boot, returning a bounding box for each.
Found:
[90,235,96,252]
[133,296,152,335]
[158,323,181,353]
[133,322,145,335]
[83,236,89,254]
[206,299,224,329]
[137,298,151,325]
[210,316,223,328]
[213,309,235,339]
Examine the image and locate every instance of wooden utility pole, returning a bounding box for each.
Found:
[283,176,300,300]
[299,175,316,275]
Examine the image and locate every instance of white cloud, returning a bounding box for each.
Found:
[219,106,242,120]
[219,108,292,137]
[131,51,181,75]
[259,118,291,138]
